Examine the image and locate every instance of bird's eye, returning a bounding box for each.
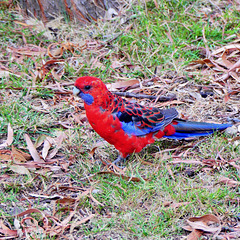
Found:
[84,85,91,91]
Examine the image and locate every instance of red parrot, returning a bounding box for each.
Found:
[73,76,232,164]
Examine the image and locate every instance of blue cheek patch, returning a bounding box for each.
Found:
[80,92,94,105]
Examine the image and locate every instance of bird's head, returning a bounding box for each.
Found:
[73,76,109,105]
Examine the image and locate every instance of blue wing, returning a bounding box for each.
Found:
[111,97,178,136]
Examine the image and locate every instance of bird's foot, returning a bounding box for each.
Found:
[112,155,126,167]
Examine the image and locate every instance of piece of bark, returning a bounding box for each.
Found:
[18,0,121,24]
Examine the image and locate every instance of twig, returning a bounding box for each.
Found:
[112,92,177,102]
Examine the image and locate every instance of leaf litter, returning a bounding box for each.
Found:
[0,126,93,238]
[0,1,240,239]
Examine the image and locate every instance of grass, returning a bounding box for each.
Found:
[0,0,240,239]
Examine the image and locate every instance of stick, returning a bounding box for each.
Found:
[112,92,177,102]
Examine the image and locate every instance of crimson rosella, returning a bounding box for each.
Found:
[73,76,232,164]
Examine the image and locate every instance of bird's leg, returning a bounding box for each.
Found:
[112,154,127,166]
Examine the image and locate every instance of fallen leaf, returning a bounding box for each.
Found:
[0,123,13,149]
[0,228,18,238]
[51,66,65,81]
[14,218,23,238]
[10,165,32,179]
[89,146,98,158]
[220,51,233,69]
[107,79,140,91]
[187,214,221,233]
[42,138,52,159]
[34,134,47,148]
[211,44,240,55]
[12,146,28,163]
[24,134,43,162]
[47,132,66,159]
[187,229,203,240]
[0,150,12,161]
[56,197,76,205]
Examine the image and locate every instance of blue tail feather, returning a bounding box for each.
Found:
[164,131,214,139]
[164,120,232,140]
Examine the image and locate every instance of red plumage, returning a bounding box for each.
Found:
[73,76,231,163]
[73,76,176,158]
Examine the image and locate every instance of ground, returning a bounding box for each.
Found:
[0,0,240,239]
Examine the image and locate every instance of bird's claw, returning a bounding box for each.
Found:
[96,155,126,168]
[112,155,126,166]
